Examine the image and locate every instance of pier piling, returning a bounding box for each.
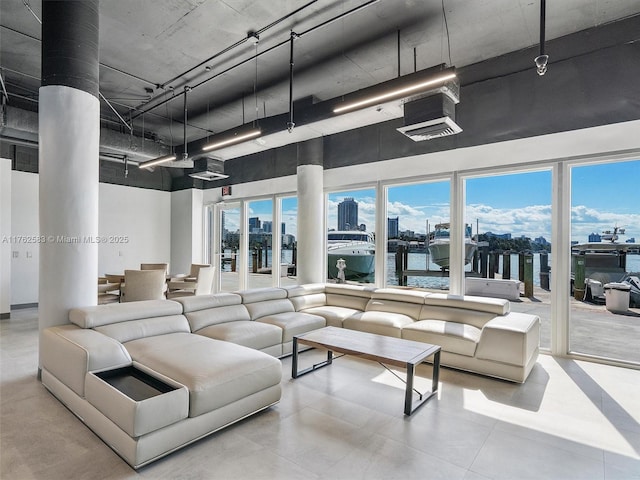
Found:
[502,252,511,280]
[573,252,586,300]
[524,252,534,297]
[540,251,550,290]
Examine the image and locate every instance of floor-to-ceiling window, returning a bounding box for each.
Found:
[327,188,376,284]
[246,198,273,289]
[278,196,298,287]
[465,170,552,350]
[214,203,241,292]
[386,180,451,291]
[569,159,640,364]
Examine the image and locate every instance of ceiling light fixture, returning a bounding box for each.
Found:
[333,70,457,114]
[138,154,177,169]
[202,129,262,152]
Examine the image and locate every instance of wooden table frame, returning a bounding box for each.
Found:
[292,327,441,416]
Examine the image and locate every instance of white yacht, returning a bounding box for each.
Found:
[327,231,375,280]
[428,223,477,269]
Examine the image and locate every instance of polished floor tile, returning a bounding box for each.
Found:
[2,309,640,479]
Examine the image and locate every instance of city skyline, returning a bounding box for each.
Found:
[221,159,640,244]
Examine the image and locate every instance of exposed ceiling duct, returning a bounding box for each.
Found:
[188,157,228,181]
[396,78,462,141]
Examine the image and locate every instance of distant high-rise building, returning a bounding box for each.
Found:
[388,217,399,238]
[248,217,261,233]
[281,222,286,235]
[588,232,602,242]
[262,220,272,233]
[337,197,358,231]
[534,236,550,246]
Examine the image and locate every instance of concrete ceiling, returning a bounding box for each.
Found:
[2,0,640,164]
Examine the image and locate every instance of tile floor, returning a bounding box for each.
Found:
[1,308,639,479]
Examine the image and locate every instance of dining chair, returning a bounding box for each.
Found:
[120,269,166,302]
[166,266,214,298]
[140,263,169,275]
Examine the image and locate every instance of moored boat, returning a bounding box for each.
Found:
[428,223,477,269]
[327,230,375,279]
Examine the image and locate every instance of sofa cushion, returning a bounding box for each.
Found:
[256,312,326,342]
[237,287,287,303]
[195,321,282,351]
[185,304,251,332]
[324,284,374,297]
[418,305,497,330]
[124,333,282,417]
[343,311,414,338]
[70,300,182,328]
[370,288,430,304]
[289,293,327,311]
[299,305,363,328]
[326,293,369,311]
[284,283,326,298]
[424,293,509,316]
[245,298,295,320]
[94,315,191,343]
[174,293,243,313]
[402,320,481,357]
[365,297,423,320]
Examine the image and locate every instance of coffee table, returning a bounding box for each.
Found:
[292,326,441,416]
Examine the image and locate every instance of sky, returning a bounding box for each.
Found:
[225,159,640,244]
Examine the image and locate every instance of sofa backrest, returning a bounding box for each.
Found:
[237,287,294,320]
[94,315,191,344]
[70,300,183,328]
[325,284,374,310]
[424,293,509,315]
[285,284,327,311]
[174,293,251,331]
[365,288,427,319]
[419,293,509,329]
[69,300,189,344]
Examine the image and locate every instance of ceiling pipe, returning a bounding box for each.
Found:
[287,31,297,133]
[131,0,319,121]
[159,0,318,89]
[129,0,382,122]
[99,91,132,133]
[535,0,549,75]
[182,86,190,160]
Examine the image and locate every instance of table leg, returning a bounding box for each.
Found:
[404,350,440,416]
[291,338,335,378]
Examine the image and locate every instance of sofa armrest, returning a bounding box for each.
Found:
[41,325,132,397]
[475,312,540,367]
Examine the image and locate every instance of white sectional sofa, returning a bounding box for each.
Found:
[40,283,540,469]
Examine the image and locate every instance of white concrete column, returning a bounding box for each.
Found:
[297,164,324,284]
[39,1,100,368]
[0,158,11,318]
[449,171,465,296]
[551,162,571,356]
[39,86,100,333]
[170,188,204,275]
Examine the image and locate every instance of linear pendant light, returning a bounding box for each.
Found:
[139,154,177,169]
[202,129,262,152]
[333,71,457,114]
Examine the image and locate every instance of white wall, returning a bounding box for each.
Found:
[170,189,204,275]
[10,171,39,305]
[98,183,171,276]
[8,173,171,305]
[0,159,12,315]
